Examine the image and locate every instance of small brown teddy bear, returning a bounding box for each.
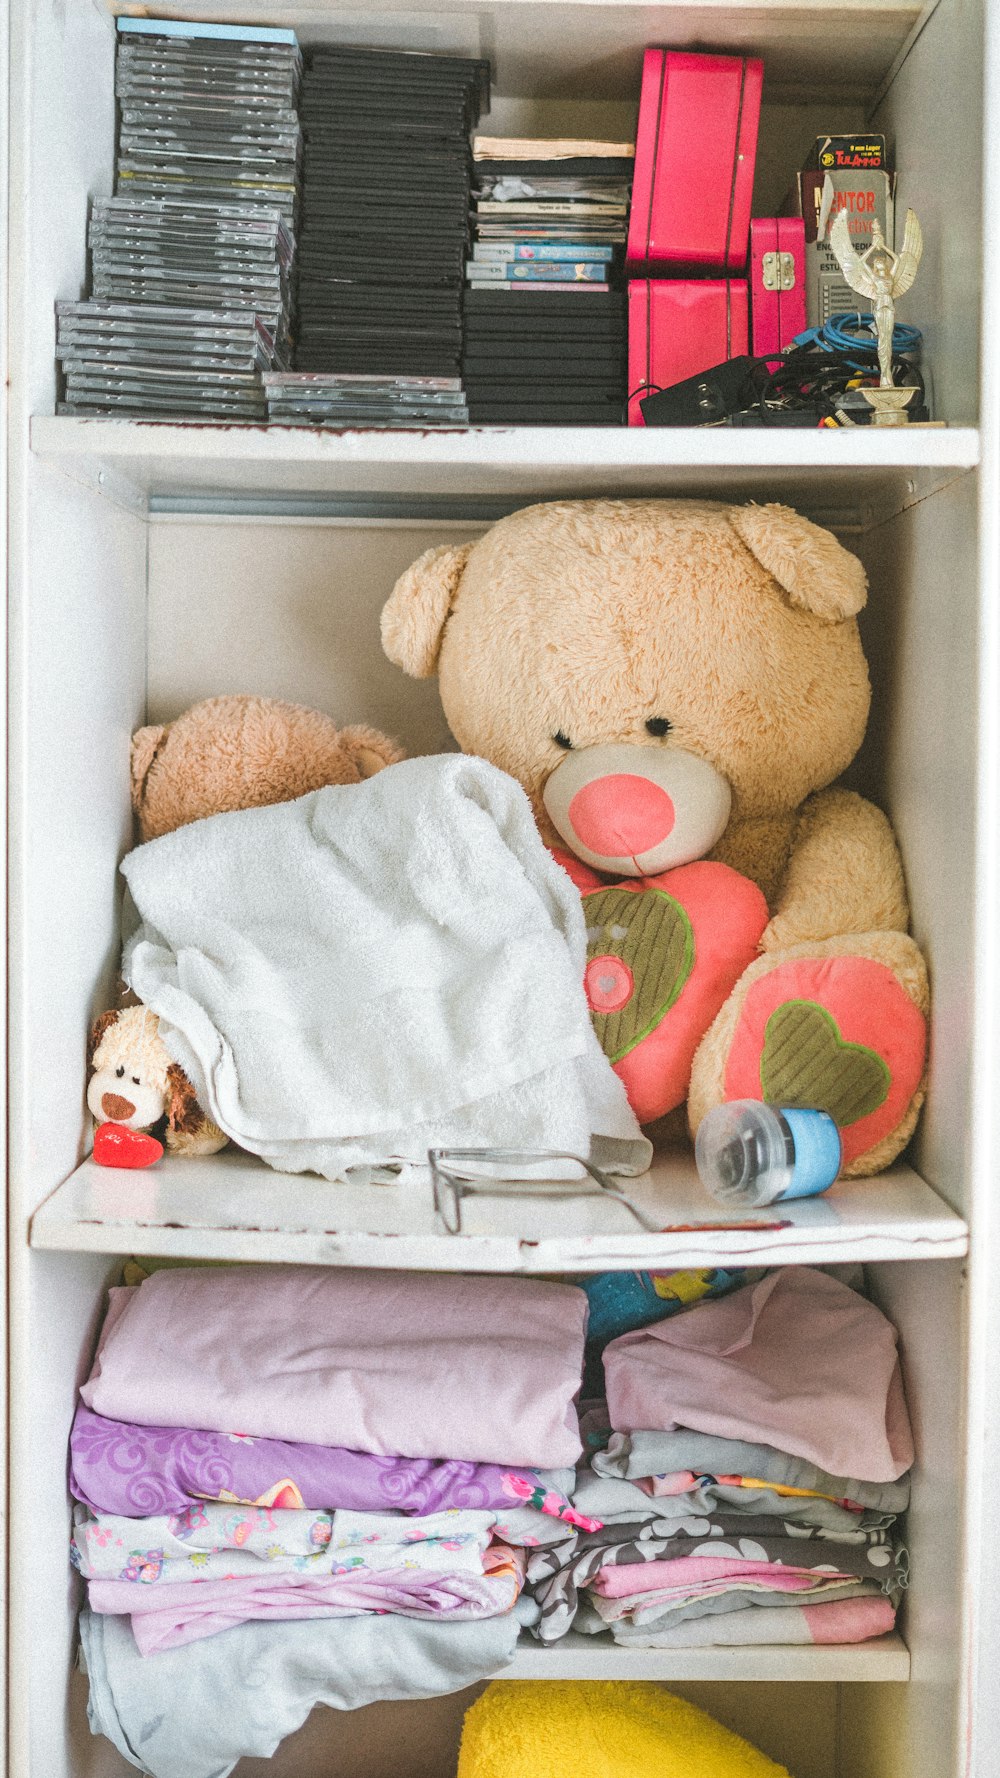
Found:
[87,1005,227,1156]
[131,694,405,841]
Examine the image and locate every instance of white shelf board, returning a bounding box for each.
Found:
[104,0,928,100]
[504,1629,910,1681]
[31,416,980,511]
[29,1147,968,1271]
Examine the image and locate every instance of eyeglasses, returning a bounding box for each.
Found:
[427,1147,660,1237]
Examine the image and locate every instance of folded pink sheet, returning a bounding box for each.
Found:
[591,1556,852,1597]
[611,1594,896,1647]
[89,1554,523,1656]
[81,1267,588,1468]
[603,1267,913,1482]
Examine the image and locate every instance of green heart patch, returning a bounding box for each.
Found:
[584,886,694,1065]
[760,999,891,1127]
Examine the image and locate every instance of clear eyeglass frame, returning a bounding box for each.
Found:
[427,1147,660,1236]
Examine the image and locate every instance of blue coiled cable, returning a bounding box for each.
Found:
[792,311,923,363]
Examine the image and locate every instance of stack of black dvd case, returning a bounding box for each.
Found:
[463,139,630,423]
[114,18,302,222]
[293,46,489,403]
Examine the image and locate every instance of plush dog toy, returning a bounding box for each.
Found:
[382,498,929,1176]
[87,1005,227,1163]
[131,694,404,841]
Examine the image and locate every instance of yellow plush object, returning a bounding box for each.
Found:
[130,694,404,841]
[457,1682,793,1778]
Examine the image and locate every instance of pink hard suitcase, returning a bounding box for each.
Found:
[628,279,749,424]
[750,216,807,353]
[626,49,763,273]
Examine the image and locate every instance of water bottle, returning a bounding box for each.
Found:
[695,1101,842,1208]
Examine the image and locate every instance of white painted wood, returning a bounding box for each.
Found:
[146,518,487,754]
[849,474,980,1219]
[31,416,981,508]
[29,1149,968,1271]
[100,0,929,100]
[872,0,983,425]
[504,1630,910,1681]
[5,0,998,1772]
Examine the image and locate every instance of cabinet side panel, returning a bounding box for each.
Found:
[848,474,978,1216]
[872,0,983,424]
[838,1259,966,1778]
[9,470,146,1224]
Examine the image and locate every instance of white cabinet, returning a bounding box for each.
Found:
[5,1,1000,1775]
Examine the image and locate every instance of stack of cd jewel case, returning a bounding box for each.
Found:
[55,302,274,421]
[263,372,468,427]
[54,18,302,422]
[294,46,489,386]
[88,196,295,365]
[114,18,302,223]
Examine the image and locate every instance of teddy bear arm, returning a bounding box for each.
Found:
[709,813,798,908]
[762,789,909,952]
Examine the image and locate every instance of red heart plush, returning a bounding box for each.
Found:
[94,1122,164,1169]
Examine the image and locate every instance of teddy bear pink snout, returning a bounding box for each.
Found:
[568,774,676,857]
[543,743,732,877]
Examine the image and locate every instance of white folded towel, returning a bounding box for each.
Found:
[121,754,651,1182]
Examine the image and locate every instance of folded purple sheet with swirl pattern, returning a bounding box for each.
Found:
[70,1405,568,1520]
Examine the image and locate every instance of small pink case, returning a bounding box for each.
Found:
[750,217,807,353]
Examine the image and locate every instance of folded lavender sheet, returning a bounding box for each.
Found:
[69,1405,578,1523]
[81,1266,589,1468]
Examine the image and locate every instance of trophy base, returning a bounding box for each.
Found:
[861,387,920,426]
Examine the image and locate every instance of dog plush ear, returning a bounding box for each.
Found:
[87,1009,120,1069]
[729,503,868,622]
[381,543,474,678]
[339,723,406,780]
[130,723,168,813]
[165,1062,204,1134]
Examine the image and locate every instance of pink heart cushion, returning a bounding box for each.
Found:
[555,853,769,1123]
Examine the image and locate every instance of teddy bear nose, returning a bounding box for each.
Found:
[568,774,676,858]
[102,1092,136,1121]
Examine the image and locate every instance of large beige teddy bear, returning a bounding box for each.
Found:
[382,499,928,1177]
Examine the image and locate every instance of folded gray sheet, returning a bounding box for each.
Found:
[80,1606,519,1778]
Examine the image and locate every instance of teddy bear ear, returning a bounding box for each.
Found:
[87,1009,119,1068]
[728,502,868,622]
[381,543,474,678]
[339,724,407,780]
[130,723,167,812]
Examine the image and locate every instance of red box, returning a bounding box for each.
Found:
[626,50,763,273]
[627,279,749,425]
[750,217,806,353]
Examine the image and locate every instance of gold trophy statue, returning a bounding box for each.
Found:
[829,207,924,424]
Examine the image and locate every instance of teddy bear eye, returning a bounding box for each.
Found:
[115,1066,124,1078]
[132,1076,141,1086]
[646,717,672,737]
[553,731,573,750]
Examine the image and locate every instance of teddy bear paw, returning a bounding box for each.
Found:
[688,930,929,1176]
